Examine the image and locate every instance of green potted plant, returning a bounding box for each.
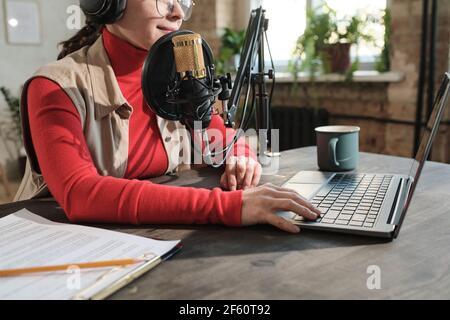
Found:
[216,27,246,75]
[375,8,391,73]
[0,87,26,179]
[289,5,378,80]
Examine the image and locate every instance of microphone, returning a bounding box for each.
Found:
[142,31,222,131]
[142,31,233,166]
[172,33,206,79]
[170,33,221,130]
[142,14,275,167]
[142,30,228,166]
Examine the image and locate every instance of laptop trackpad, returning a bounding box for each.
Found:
[282,171,334,199]
[277,183,323,220]
[283,183,323,200]
[278,171,333,220]
[288,171,335,184]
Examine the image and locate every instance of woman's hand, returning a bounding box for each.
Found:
[241,183,321,233]
[220,156,262,191]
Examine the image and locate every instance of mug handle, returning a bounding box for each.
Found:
[329,137,340,167]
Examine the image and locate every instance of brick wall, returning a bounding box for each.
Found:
[271,82,389,155]
[387,0,450,161]
[185,0,450,163]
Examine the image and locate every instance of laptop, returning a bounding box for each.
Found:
[278,73,450,239]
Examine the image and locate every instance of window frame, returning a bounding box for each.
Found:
[239,0,389,73]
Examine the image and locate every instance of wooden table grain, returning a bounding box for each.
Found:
[1,147,449,300]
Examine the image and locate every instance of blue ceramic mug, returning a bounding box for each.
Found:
[315,126,360,172]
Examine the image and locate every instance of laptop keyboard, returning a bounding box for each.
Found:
[307,174,393,228]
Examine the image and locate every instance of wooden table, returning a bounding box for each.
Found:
[1,147,450,299]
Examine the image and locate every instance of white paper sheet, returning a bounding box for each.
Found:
[0,209,180,300]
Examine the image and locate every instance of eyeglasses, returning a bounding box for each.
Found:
[156,0,195,21]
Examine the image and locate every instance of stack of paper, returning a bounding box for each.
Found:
[0,209,181,300]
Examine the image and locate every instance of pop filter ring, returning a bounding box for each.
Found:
[142,30,216,121]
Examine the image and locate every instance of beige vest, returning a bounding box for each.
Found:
[14,35,192,202]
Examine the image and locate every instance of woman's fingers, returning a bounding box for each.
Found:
[220,172,228,190]
[267,184,321,215]
[270,197,319,221]
[222,157,262,191]
[251,162,262,187]
[225,157,238,191]
[235,156,247,189]
[242,159,256,190]
[241,183,324,234]
[264,211,300,234]
[225,156,260,191]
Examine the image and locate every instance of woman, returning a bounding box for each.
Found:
[14,0,320,233]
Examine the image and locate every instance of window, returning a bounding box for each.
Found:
[256,0,307,69]
[325,0,386,70]
[250,0,387,72]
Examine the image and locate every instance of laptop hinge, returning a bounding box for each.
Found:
[387,177,411,225]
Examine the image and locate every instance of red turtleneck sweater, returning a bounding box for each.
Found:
[26,29,254,226]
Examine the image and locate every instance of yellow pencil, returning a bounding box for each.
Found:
[0,258,146,277]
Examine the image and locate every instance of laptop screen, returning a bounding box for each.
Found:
[396,73,450,235]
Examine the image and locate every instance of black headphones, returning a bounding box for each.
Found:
[80,0,127,24]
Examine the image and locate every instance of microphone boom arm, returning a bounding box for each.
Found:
[223,7,275,151]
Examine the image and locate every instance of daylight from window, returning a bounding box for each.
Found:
[255,0,386,71]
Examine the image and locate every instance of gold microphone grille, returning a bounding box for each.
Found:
[172,34,207,79]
